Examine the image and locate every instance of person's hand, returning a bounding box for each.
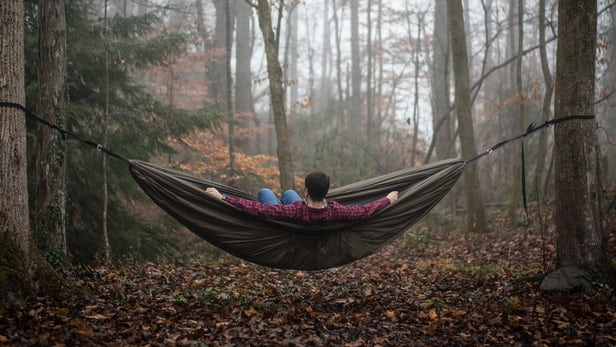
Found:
[386,191,398,203]
[205,187,224,200]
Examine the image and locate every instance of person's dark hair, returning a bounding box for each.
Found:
[305,171,330,201]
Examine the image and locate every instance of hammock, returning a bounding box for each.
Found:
[129,159,465,270]
[0,102,595,271]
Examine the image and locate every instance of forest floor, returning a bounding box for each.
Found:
[1,205,615,346]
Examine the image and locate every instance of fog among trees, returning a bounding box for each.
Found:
[126,0,616,197]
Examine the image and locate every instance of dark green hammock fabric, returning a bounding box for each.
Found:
[129,158,465,271]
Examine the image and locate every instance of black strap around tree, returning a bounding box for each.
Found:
[466,114,596,216]
[465,114,596,164]
[0,101,128,163]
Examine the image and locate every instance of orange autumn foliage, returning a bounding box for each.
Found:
[173,128,301,195]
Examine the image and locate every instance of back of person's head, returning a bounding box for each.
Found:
[305,171,330,201]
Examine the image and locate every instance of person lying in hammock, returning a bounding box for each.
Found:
[205,171,398,223]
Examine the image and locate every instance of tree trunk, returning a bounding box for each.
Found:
[0,0,32,293]
[34,0,68,257]
[234,0,257,153]
[317,0,330,114]
[508,0,524,221]
[463,0,472,66]
[350,0,362,138]
[552,1,608,274]
[430,0,452,162]
[255,0,294,191]
[102,0,111,264]
[209,0,228,107]
[502,0,517,196]
[0,0,62,297]
[195,0,208,49]
[447,0,487,233]
[303,15,316,115]
[602,5,616,184]
[286,3,298,115]
[409,11,424,166]
[225,0,235,174]
[535,0,553,201]
[333,0,344,127]
[366,0,373,140]
[376,3,383,132]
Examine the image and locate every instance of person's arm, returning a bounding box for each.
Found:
[328,191,398,221]
[205,187,299,220]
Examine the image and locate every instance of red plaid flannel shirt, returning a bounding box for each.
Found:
[223,196,391,223]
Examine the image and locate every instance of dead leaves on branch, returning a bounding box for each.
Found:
[2,214,615,346]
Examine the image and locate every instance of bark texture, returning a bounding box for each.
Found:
[0,0,64,297]
[34,0,68,256]
[0,0,32,270]
[447,0,487,233]
[553,1,608,272]
[255,0,295,191]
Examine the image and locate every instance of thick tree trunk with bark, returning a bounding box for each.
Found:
[255,0,294,191]
[0,0,63,297]
[552,1,609,275]
[447,0,487,233]
[0,1,32,290]
[34,0,68,257]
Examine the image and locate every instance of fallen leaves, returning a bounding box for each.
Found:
[1,211,615,346]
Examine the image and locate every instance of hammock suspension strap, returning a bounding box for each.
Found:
[465,115,596,164]
[0,101,129,163]
[465,114,596,216]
